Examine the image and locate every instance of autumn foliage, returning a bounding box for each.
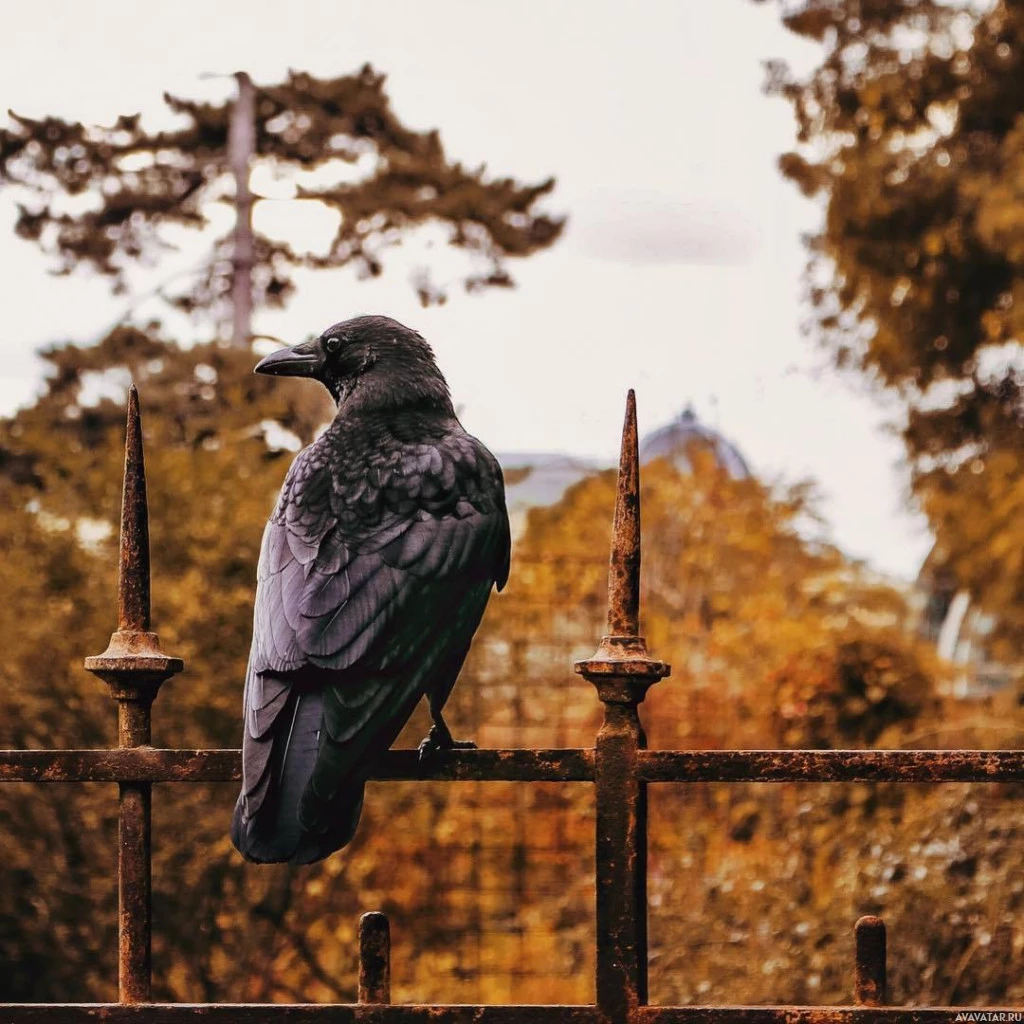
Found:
[2,348,1022,1003]
[761,0,1024,659]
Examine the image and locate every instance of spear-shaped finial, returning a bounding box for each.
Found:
[118,384,150,633]
[576,393,666,1016]
[607,388,640,638]
[575,390,668,702]
[85,384,182,697]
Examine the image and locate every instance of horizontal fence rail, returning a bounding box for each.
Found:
[637,1011,1024,1023]
[0,748,593,783]
[3,747,1024,785]
[636,748,1024,783]
[0,1007,604,1023]
[0,387,1020,1021]
[3,1006,1022,1023]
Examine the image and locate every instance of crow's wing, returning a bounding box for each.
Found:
[236,427,509,859]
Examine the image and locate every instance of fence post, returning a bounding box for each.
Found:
[854,915,887,1007]
[85,385,183,1003]
[576,390,670,1023]
[358,912,392,1004]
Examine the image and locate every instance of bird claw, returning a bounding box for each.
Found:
[417,725,477,764]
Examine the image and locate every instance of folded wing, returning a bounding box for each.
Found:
[232,429,509,864]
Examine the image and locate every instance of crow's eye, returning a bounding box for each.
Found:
[323,335,342,354]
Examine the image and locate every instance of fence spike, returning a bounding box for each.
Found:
[118,383,151,633]
[607,388,641,638]
[574,392,669,1022]
[854,915,887,1007]
[575,390,669,693]
[83,384,183,1004]
[85,383,181,690]
[358,911,391,1004]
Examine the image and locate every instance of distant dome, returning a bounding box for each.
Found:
[640,405,751,480]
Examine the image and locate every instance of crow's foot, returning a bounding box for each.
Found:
[417,724,477,764]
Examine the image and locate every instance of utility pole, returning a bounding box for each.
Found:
[228,71,256,347]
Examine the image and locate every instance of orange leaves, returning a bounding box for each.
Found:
[499,448,938,753]
[769,0,1022,661]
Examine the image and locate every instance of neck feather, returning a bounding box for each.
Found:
[335,361,454,416]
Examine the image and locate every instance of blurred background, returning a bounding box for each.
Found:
[0,0,1021,1008]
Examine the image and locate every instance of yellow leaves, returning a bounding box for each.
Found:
[861,82,884,112]
[922,228,946,257]
[500,450,942,754]
[916,445,1023,657]
[771,2,1021,668]
[980,309,1006,342]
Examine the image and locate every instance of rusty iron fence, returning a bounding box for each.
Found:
[1,386,1023,1022]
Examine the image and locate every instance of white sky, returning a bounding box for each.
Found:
[0,0,933,579]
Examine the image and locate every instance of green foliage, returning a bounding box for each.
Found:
[760,0,1023,657]
[0,66,563,312]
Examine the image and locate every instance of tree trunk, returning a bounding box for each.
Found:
[228,71,255,347]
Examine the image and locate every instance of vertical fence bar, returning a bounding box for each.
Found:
[358,912,392,1004]
[576,391,670,1023]
[855,915,887,1007]
[85,385,183,1003]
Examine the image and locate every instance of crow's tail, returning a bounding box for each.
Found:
[230,690,365,865]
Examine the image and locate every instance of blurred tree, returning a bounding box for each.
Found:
[0,328,320,999]
[759,0,1023,658]
[0,65,563,333]
[511,449,940,751]
[0,498,118,998]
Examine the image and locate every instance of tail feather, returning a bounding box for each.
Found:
[231,689,365,864]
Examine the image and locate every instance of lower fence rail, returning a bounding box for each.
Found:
[0,1005,1019,1022]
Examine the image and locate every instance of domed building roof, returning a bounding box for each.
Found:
[495,406,751,540]
[497,452,607,540]
[640,405,751,479]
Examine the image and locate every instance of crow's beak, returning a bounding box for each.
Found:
[254,341,322,378]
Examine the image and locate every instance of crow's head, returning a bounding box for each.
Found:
[254,315,453,413]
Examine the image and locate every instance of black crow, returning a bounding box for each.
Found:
[231,315,510,864]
